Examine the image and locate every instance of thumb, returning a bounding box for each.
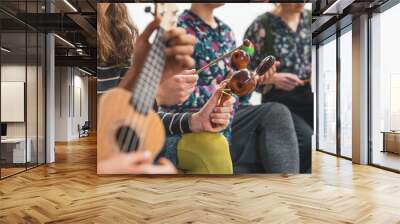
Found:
[140,17,161,41]
[126,151,151,164]
[182,69,196,75]
[157,158,173,166]
[202,89,222,114]
[210,87,224,105]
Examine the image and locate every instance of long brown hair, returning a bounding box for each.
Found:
[97,3,138,66]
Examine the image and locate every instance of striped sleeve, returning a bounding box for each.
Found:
[97,66,129,94]
[157,112,192,136]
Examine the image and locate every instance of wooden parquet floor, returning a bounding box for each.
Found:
[1,135,400,224]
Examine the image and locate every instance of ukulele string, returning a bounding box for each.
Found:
[138,35,166,158]
[120,59,148,153]
[120,55,149,152]
[138,28,167,158]
[119,46,152,152]
[120,5,160,152]
[116,67,138,153]
[112,61,144,152]
[122,29,164,153]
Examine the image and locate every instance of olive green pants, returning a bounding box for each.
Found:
[177,133,233,174]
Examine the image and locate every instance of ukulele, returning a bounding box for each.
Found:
[97,3,179,172]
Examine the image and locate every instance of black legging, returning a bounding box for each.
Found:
[291,112,313,173]
[230,103,300,173]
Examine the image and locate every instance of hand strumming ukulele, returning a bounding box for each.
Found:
[97,3,179,172]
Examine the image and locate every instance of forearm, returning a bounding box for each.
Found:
[157,112,192,136]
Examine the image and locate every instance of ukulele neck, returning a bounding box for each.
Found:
[131,28,166,114]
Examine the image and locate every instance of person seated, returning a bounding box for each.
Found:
[97,3,234,174]
[160,3,300,173]
[98,86,234,174]
[244,3,313,173]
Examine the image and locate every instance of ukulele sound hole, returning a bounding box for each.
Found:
[116,126,140,153]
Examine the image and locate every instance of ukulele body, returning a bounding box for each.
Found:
[97,87,165,166]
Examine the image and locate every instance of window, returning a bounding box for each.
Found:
[339,27,352,158]
[0,1,47,179]
[317,36,337,154]
[370,3,400,171]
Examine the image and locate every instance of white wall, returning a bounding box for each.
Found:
[127,3,311,45]
[1,63,46,163]
[127,3,271,45]
[72,73,89,138]
[1,65,34,138]
[55,66,69,141]
[54,67,89,141]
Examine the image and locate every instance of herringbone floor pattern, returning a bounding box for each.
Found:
[1,135,400,224]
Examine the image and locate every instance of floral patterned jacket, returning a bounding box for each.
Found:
[160,10,250,141]
[243,10,313,113]
[244,11,312,81]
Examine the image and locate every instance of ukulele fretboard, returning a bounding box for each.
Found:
[131,29,166,114]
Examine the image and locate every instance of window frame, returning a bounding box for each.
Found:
[367,0,400,173]
[315,24,353,160]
